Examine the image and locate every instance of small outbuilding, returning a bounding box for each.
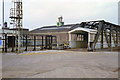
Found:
[69,27,97,49]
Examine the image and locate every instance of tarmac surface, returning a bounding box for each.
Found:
[1,50,119,78]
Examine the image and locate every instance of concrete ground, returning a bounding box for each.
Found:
[2,50,119,78]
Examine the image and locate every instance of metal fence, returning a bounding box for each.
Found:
[1,34,57,53]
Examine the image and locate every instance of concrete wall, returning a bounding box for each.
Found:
[70,41,88,48]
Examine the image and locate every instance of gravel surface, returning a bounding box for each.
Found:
[2,51,119,78]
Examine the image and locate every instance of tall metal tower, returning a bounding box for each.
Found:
[10,0,23,53]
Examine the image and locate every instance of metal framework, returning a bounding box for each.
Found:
[1,0,57,53]
[9,0,23,53]
[80,20,120,51]
[23,34,57,51]
[1,34,57,52]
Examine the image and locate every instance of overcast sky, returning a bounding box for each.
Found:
[0,0,119,30]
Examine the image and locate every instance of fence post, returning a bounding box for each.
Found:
[33,36,36,51]
[25,35,27,51]
[5,34,7,52]
[41,36,43,50]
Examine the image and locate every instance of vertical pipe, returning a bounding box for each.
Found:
[18,0,21,53]
[54,36,57,48]
[33,36,36,51]
[41,36,43,50]
[51,36,53,49]
[101,28,104,49]
[69,33,72,48]
[11,36,14,52]
[2,0,4,27]
[109,26,112,51]
[49,36,50,49]
[18,30,21,53]
[88,32,91,51]
[116,29,118,47]
[45,36,47,49]
[25,35,27,51]
[16,36,18,51]
[5,34,7,52]
[2,0,5,52]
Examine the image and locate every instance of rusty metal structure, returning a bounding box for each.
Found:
[1,34,57,52]
[80,20,120,51]
[9,0,23,53]
[1,0,57,53]
[23,34,57,51]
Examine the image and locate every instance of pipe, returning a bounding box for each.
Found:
[2,0,5,52]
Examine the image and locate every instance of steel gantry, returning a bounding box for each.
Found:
[80,20,120,51]
[9,0,23,53]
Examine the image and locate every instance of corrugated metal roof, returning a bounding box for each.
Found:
[40,26,72,30]
[30,24,80,33]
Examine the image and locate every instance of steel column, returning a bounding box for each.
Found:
[33,36,36,51]
[11,36,15,52]
[5,34,7,52]
[51,36,53,49]
[92,21,104,51]
[2,0,5,52]
[109,25,112,50]
[25,35,27,51]
[101,26,104,49]
[41,36,43,50]
[116,29,118,47]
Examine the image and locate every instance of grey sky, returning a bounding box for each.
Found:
[0,0,119,30]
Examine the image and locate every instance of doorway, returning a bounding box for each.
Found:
[45,35,53,49]
[8,36,15,48]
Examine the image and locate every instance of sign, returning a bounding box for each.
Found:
[0,40,2,45]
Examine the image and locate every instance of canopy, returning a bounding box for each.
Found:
[69,27,97,34]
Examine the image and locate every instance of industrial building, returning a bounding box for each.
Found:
[31,18,120,51]
[0,25,29,52]
[1,16,120,52]
[0,26,57,52]
[0,0,57,53]
[31,17,80,47]
[1,0,120,53]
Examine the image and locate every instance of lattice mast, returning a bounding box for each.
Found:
[10,0,23,53]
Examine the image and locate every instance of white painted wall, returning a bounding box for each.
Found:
[70,41,88,48]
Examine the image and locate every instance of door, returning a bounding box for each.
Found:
[45,35,52,49]
[8,36,15,48]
